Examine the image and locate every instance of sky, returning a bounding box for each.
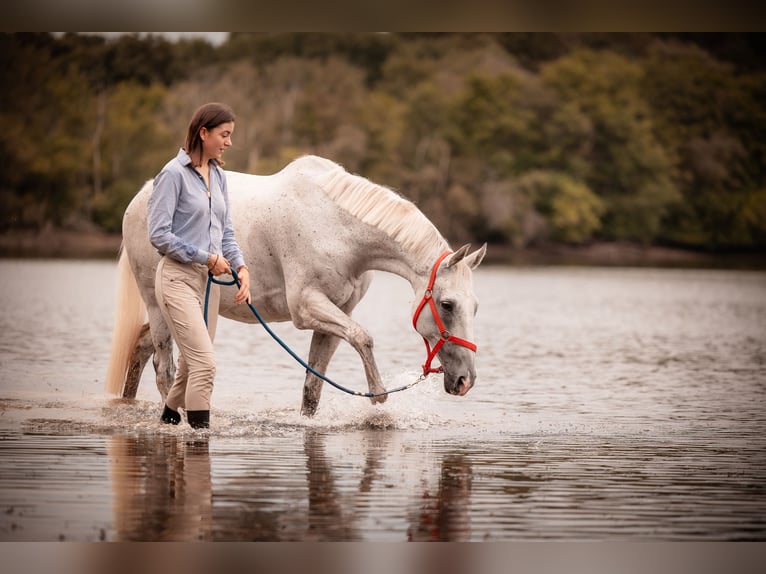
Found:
[80,32,230,46]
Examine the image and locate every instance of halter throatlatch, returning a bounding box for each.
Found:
[412,251,478,376]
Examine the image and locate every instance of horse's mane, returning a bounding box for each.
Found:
[301,156,448,260]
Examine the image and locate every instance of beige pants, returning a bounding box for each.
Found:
[155,256,220,412]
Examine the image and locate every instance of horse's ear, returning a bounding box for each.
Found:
[463,243,487,270]
[446,244,471,268]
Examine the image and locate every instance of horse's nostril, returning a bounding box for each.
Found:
[454,375,473,396]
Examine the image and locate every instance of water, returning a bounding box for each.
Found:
[0,260,764,541]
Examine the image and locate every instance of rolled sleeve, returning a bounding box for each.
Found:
[148,170,206,265]
[148,149,245,268]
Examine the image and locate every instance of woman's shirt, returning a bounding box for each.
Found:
[148,148,245,270]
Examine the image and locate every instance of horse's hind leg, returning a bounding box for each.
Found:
[148,302,175,401]
[123,323,154,398]
[301,331,343,417]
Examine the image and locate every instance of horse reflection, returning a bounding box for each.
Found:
[107,430,472,541]
[108,434,212,541]
[107,429,392,541]
[408,455,473,541]
[303,429,388,540]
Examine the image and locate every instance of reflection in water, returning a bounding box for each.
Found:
[303,430,371,540]
[303,430,357,540]
[408,455,473,541]
[109,435,212,541]
[101,429,766,542]
[106,430,476,541]
[1,423,763,541]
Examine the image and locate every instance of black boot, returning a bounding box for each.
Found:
[187,410,210,429]
[160,404,181,425]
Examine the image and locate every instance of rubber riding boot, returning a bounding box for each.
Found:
[160,404,181,425]
[187,410,210,429]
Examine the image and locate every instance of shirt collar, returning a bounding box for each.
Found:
[177,148,193,167]
[177,147,219,172]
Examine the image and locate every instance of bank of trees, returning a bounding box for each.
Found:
[2,32,764,250]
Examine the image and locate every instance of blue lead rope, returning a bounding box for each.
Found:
[203,269,427,398]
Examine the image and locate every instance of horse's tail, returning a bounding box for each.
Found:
[105,246,147,395]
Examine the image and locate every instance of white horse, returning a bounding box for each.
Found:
[105,155,486,416]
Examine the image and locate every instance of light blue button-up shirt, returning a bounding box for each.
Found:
[148,148,245,270]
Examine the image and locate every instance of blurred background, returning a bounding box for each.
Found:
[1,32,765,261]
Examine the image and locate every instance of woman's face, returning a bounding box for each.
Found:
[200,121,234,163]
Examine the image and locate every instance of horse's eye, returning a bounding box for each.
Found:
[440,301,454,313]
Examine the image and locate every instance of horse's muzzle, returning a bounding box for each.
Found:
[446,374,474,396]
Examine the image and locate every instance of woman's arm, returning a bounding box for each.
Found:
[148,170,211,265]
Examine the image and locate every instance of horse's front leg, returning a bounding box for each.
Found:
[291,290,388,411]
[301,331,342,417]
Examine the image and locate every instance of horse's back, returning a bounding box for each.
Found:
[223,156,363,256]
[224,155,342,205]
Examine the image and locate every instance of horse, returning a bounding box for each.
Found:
[105,155,486,416]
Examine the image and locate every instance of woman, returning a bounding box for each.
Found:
[148,102,251,429]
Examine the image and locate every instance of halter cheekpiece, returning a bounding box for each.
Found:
[411,251,478,376]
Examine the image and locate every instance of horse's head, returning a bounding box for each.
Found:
[412,243,487,397]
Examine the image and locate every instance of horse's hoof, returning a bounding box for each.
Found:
[369,393,388,405]
[301,398,319,417]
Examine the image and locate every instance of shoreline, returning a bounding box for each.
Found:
[0,229,123,259]
[1,228,764,269]
[484,241,766,270]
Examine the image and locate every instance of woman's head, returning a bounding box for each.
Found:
[185,102,236,166]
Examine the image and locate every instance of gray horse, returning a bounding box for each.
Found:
[105,155,486,416]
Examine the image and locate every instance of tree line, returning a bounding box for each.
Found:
[1,32,764,251]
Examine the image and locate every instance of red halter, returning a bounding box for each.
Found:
[412,251,478,376]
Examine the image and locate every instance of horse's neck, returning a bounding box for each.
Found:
[366,243,449,293]
[297,157,450,290]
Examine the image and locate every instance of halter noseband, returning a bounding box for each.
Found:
[412,251,478,376]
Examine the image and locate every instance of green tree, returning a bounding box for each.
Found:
[0,34,94,229]
[517,171,604,244]
[643,39,766,248]
[223,33,395,86]
[91,82,172,232]
[541,49,679,243]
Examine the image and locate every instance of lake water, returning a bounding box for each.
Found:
[0,259,764,541]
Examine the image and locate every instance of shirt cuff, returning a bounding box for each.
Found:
[196,250,211,266]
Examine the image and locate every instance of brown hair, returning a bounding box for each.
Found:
[184,102,236,167]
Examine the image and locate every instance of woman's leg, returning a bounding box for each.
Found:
[155,257,217,421]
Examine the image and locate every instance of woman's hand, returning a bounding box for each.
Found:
[207,253,231,276]
[234,266,251,305]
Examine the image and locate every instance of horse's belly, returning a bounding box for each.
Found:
[218,290,291,325]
